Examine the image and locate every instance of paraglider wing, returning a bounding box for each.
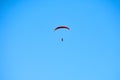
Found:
[54,26,70,42]
[54,26,70,31]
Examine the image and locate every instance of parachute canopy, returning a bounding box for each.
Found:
[54,26,70,31]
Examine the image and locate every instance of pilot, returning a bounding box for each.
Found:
[61,38,63,42]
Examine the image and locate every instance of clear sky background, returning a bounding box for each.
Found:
[0,0,120,80]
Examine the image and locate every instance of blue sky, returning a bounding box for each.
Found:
[0,0,120,80]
